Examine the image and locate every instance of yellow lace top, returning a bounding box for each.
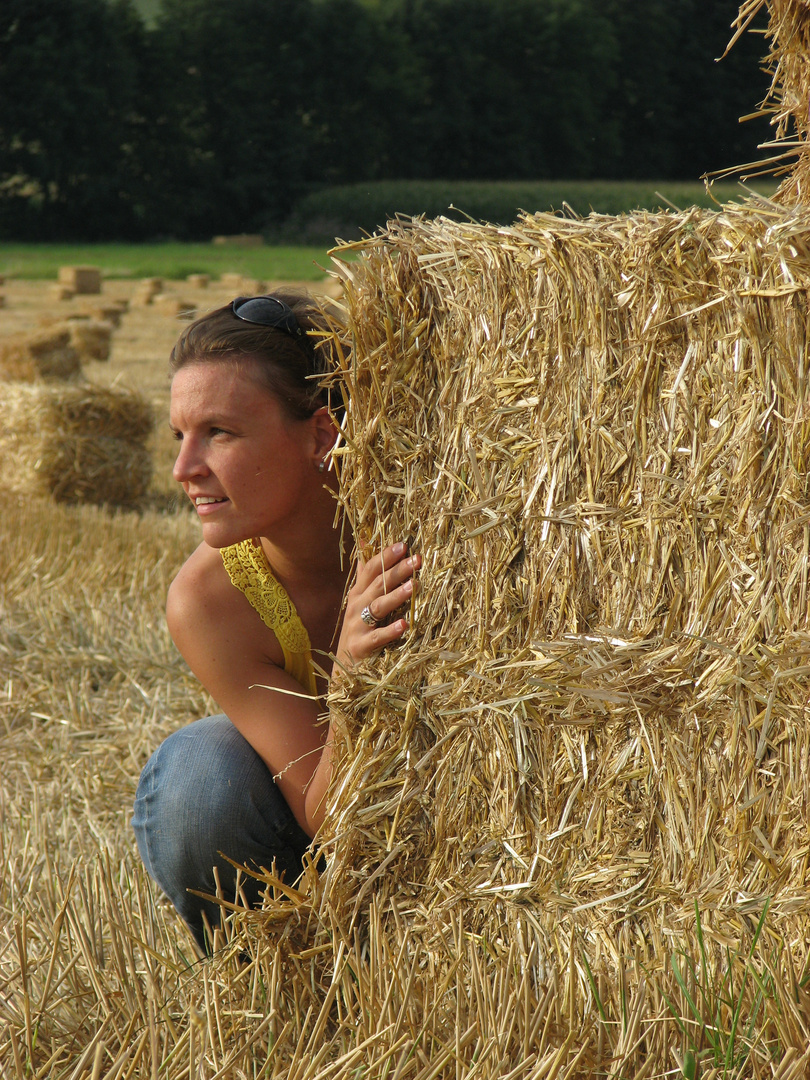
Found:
[221,538,317,696]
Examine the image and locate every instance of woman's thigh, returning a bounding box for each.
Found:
[132,714,311,951]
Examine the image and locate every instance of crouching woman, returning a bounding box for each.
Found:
[132,290,420,953]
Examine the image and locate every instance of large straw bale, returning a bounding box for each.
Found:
[0,326,80,380]
[0,381,153,504]
[57,265,101,294]
[222,195,810,1077]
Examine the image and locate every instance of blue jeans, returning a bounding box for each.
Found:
[132,714,312,954]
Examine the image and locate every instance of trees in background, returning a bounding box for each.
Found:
[0,0,773,240]
[0,0,159,238]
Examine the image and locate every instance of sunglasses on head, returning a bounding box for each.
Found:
[231,295,315,364]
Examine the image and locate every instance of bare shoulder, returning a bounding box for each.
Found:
[166,542,249,665]
[166,539,288,699]
[167,542,232,630]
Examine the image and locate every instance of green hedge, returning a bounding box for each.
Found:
[278,179,778,246]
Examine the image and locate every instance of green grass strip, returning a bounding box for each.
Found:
[0,242,340,281]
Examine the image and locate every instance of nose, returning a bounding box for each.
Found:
[172,436,209,484]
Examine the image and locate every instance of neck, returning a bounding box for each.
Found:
[259,477,348,592]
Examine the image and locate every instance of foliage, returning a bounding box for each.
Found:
[0,0,775,241]
[663,901,774,1077]
[277,177,778,243]
[0,0,160,239]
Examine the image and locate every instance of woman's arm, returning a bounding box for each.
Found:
[303,541,421,832]
[167,541,420,837]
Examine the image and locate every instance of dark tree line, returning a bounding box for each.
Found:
[0,0,773,241]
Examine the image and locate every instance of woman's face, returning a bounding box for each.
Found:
[170,357,317,549]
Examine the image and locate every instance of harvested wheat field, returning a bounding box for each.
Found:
[4,3,810,1078]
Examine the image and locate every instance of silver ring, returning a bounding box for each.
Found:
[360,605,378,627]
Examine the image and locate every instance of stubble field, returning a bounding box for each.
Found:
[0,272,340,1076]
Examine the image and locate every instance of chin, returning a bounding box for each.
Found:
[200,522,251,550]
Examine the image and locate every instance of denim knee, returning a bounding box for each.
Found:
[132,714,311,952]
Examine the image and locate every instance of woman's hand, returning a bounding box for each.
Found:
[336,541,421,669]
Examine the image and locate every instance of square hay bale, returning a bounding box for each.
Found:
[218,273,266,294]
[68,319,114,361]
[186,273,210,288]
[57,265,101,294]
[0,381,153,505]
[82,304,124,328]
[0,326,81,380]
[219,272,247,291]
[153,294,195,319]
[241,277,266,294]
[130,289,155,307]
[237,197,810,1077]
[212,233,264,247]
[50,284,74,301]
[130,278,163,306]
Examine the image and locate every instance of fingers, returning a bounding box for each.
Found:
[360,613,410,652]
[357,541,420,597]
[343,540,421,665]
[362,574,415,627]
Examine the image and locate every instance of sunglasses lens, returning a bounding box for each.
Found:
[232,296,295,332]
[231,294,318,373]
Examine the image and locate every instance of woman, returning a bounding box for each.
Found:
[132,289,420,953]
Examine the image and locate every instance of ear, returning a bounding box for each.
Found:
[308,406,339,466]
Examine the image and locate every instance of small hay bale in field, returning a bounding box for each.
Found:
[131,278,163,306]
[50,284,74,301]
[153,294,195,319]
[82,304,124,328]
[0,381,153,504]
[186,273,210,288]
[217,270,243,287]
[0,326,80,380]
[68,320,114,361]
[244,277,266,294]
[219,272,244,290]
[57,265,101,294]
[218,272,266,294]
[212,233,264,247]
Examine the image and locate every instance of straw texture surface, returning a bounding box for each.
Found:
[231,196,810,1076]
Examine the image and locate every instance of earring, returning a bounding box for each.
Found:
[318,459,326,473]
